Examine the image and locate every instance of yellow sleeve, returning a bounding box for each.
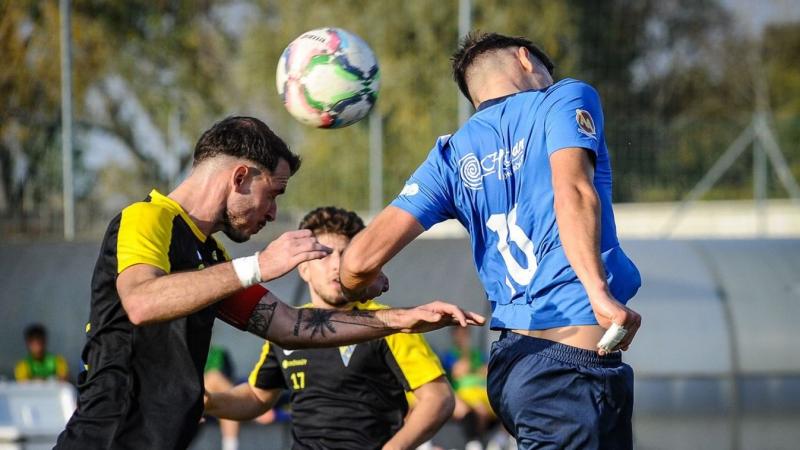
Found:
[117,202,175,274]
[14,360,30,382]
[385,333,446,391]
[55,355,69,379]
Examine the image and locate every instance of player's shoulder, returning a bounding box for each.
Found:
[120,196,179,228]
[541,78,600,103]
[425,133,453,159]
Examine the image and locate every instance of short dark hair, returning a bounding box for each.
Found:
[193,116,302,175]
[298,206,365,239]
[451,31,555,103]
[24,323,47,341]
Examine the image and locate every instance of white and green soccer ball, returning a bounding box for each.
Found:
[276,28,381,129]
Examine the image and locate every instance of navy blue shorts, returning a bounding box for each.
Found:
[487,331,634,450]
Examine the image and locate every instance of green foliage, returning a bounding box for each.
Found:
[2,0,800,237]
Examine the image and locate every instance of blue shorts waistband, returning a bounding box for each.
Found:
[498,330,622,368]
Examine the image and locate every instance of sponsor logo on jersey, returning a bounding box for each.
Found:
[575,109,597,139]
[283,349,296,356]
[339,345,356,367]
[282,358,308,369]
[399,183,419,197]
[458,139,526,190]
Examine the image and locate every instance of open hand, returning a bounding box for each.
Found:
[385,301,485,334]
[258,230,332,282]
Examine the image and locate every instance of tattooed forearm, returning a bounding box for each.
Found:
[252,298,399,349]
[347,309,374,318]
[303,309,336,338]
[292,308,305,337]
[246,300,277,338]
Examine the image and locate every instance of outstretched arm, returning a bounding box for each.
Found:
[242,290,483,349]
[550,147,641,353]
[340,206,425,300]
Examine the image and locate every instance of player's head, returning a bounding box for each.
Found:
[23,323,47,358]
[297,206,365,308]
[451,31,555,106]
[193,116,301,243]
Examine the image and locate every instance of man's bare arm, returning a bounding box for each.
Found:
[245,292,484,349]
[550,147,641,353]
[383,376,454,450]
[117,230,330,325]
[204,383,280,421]
[340,206,424,299]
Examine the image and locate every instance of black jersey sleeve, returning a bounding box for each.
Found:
[248,342,286,390]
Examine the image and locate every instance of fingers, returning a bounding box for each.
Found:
[280,229,314,239]
[294,250,333,263]
[597,307,642,355]
[433,302,467,326]
[260,231,332,281]
[617,311,641,351]
[464,311,486,326]
[290,236,332,254]
[597,323,626,355]
[377,272,389,293]
[421,301,484,327]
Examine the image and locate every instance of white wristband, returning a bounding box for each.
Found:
[597,322,627,352]
[232,252,262,287]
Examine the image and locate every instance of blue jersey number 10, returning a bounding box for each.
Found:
[486,205,537,295]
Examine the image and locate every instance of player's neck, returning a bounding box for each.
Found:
[168,175,228,237]
[473,72,553,107]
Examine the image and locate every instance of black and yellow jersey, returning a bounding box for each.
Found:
[56,189,230,450]
[249,300,445,450]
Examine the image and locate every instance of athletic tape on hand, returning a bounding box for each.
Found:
[597,322,627,352]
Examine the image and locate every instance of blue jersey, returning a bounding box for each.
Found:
[391,78,641,330]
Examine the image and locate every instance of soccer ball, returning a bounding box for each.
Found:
[276,28,380,129]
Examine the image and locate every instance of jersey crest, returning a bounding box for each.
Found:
[575,109,597,139]
[339,344,356,366]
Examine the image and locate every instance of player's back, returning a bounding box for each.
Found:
[393,78,641,331]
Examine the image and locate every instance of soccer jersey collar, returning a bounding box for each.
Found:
[148,189,208,242]
[476,92,521,111]
[477,85,550,112]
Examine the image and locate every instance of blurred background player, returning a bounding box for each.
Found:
[206,206,455,450]
[204,344,240,450]
[440,327,495,449]
[14,323,69,383]
[341,32,642,449]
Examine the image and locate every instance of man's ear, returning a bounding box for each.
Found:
[517,46,534,73]
[231,165,249,193]
[297,261,310,282]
